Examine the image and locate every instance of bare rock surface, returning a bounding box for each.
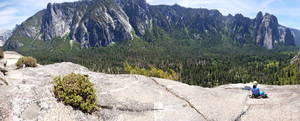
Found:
[0,51,300,121]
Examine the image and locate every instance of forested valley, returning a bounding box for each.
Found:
[11,34,300,87]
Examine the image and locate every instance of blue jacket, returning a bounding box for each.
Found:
[251,88,260,96]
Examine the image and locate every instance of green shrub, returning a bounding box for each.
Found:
[16,56,37,68]
[0,49,3,59]
[53,73,98,113]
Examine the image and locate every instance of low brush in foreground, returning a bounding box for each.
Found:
[53,73,98,113]
[16,56,37,69]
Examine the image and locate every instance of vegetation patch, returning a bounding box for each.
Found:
[276,62,300,85]
[53,73,98,113]
[124,62,179,80]
[16,56,37,69]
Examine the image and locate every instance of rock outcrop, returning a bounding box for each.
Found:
[255,13,279,49]
[291,28,300,46]
[0,51,299,121]
[255,13,296,49]
[5,0,296,49]
[291,51,300,64]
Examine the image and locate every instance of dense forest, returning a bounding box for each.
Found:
[8,30,300,87]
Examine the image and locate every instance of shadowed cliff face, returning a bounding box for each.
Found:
[255,13,279,49]
[5,0,296,49]
[41,0,134,47]
[291,28,300,46]
[0,51,300,121]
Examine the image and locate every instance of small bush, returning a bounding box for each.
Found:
[16,56,37,68]
[0,49,3,59]
[53,73,98,113]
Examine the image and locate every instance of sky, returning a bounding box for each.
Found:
[0,0,299,30]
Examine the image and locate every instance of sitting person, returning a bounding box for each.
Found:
[251,81,267,98]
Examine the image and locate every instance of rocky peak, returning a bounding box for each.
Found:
[41,3,76,40]
[254,12,295,49]
[254,12,263,27]
[283,28,296,45]
[262,13,279,26]
[115,0,151,36]
[228,13,253,45]
[256,11,263,19]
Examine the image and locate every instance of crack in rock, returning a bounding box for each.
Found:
[0,79,8,85]
[150,78,209,121]
[100,105,162,112]
[234,95,252,121]
[234,105,252,121]
[0,76,8,85]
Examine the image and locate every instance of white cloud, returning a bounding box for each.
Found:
[178,0,216,6]
[147,0,259,16]
[261,0,279,9]
[18,0,78,8]
[0,0,78,30]
[0,1,10,8]
[0,5,19,29]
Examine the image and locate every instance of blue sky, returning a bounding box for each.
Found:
[0,0,299,30]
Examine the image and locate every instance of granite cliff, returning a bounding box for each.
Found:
[5,0,297,49]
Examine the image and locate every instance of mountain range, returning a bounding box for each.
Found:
[0,29,12,47]
[4,0,300,50]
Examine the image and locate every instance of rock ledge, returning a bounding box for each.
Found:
[0,51,299,121]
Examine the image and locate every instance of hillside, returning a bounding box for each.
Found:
[0,51,299,121]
